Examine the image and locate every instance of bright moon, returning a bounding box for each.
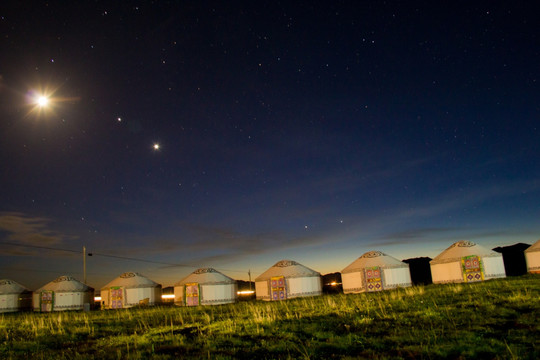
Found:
[37,96,49,107]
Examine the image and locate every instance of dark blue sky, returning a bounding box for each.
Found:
[1,1,539,289]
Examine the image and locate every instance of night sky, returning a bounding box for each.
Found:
[1,1,539,290]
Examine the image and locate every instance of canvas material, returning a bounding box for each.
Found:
[199,284,237,305]
[255,260,320,281]
[526,252,540,272]
[36,276,93,293]
[431,241,500,265]
[524,238,540,253]
[102,272,159,290]
[175,268,235,286]
[0,280,31,295]
[342,251,408,273]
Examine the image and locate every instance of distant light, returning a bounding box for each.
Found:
[153,143,160,150]
[162,294,175,299]
[117,117,122,122]
[94,296,102,301]
[237,290,255,295]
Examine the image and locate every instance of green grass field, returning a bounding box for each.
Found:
[1,275,539,359]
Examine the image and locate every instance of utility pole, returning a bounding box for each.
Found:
[83,245,87,284]
[248,269,252,291]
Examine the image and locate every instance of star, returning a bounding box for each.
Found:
[153,143,160,150]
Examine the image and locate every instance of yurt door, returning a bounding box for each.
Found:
[40,290,54,312]
[110,286,124,309]
[365,267,383,292]
[462,255,484,282]
[271,276,286,300]
[185,283,200,306]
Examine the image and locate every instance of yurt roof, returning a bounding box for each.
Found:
[430,240,500,265]
[341,251,408,274]
[0,279,31,295]
[101,272,160,290]
[35,276,93,293]
[255,260,320,282]
[174,268,235,286]
[524,239,540,253]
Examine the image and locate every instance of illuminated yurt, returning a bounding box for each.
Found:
[255,260,322,301]
[174,268,237,306]
[100,272,162,309]
[430,240,506,284]
[525,239,540,274]
[341,251,412,293]
[0,279,32,313]
[32,276,94,312]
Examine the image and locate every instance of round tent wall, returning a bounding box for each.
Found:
[32,276,94,312]
[255,260,322,301]
[525,239,540,273]
[430,240,506,284]
[100,272,162,309]
[174,268,237,306]
[341,251,412,294]
[0,279,32,313]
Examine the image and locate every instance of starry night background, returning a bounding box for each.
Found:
[1,1,539,289]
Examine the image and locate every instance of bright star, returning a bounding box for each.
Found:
[153,143,160,150]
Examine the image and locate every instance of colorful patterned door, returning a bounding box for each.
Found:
[110,286,123,309]
[271,276,286,300]
[40,290,54,312]
[365,267,383,292]
[185,283,200,306]
[462,255,484,282]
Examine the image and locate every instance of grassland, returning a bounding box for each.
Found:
[1,275,539,359]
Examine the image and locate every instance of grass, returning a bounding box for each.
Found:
[1,275,539,359]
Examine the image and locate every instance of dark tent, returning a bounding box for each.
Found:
[402,257,433,285]
[492,243,530,276]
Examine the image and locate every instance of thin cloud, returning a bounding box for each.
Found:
[323,178,540,250]
[157,223,333,265]
[0,212,64,245]
[0,212,72,256]
[378,227,457,242]
[394,179,540,221]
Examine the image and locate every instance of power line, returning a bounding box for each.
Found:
[88,251,196,268]
[0,241,81,254]
[0,241,248,274]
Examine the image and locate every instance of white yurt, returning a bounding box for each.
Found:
[32,276,94,312]
[525,239,540,274]
[341,251,412,293]
[100,272,162,309]
[174,268,237,306]
[255,260,322,301]
[430,240,506,284]
[0,279,32,313]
